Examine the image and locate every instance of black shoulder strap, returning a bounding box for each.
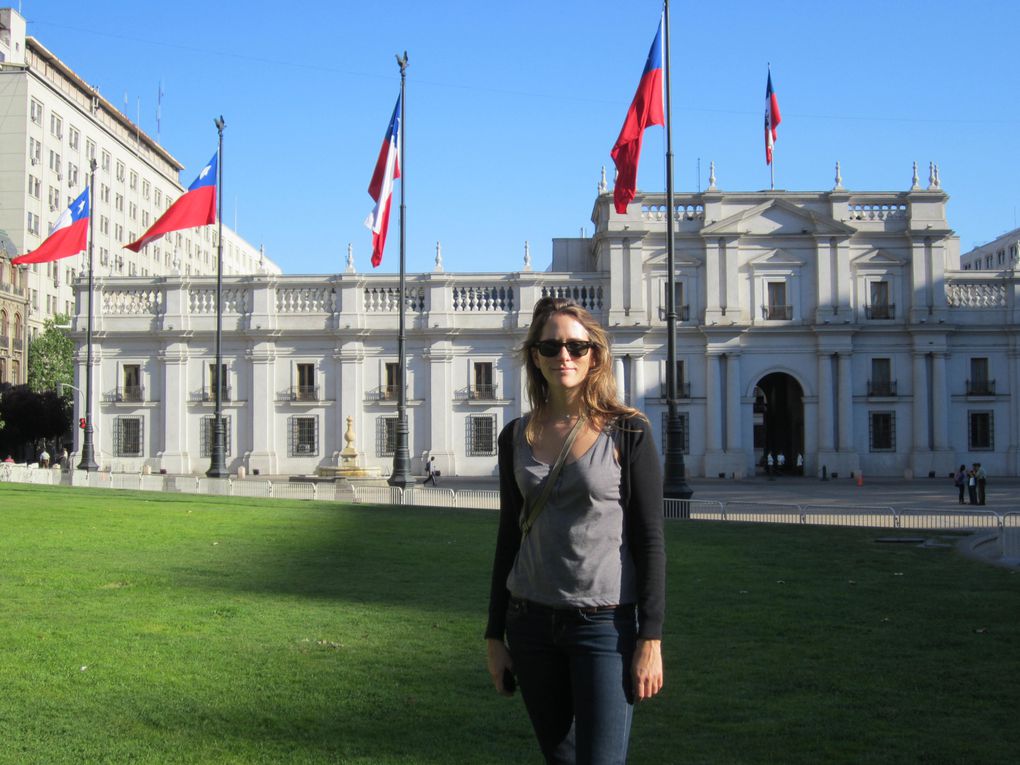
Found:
[521,416,586,537]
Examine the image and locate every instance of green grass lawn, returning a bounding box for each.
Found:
[1,484,1017,764]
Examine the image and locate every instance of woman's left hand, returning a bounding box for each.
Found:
[631,638,664,701]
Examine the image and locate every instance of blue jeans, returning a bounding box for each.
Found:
[505,597,636,765]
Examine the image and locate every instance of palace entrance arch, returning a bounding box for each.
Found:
[752,372,804,473]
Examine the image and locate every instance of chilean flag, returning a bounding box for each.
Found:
[765,68,782,165]
[610,16,665,215]
[124,154,217,252]
[365,95,401,268]
[13,187,90,265]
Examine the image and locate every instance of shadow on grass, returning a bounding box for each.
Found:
[155,501,498,617]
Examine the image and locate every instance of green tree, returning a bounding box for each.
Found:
[28,314,73,393]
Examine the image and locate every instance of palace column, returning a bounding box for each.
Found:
[337,341,365,469]
[1010,345,1020,474]
[158,343,190,474]
[931,351,948,451]
[247,342,277,476]
[817,353,834,452]
[725,352,742,454]
[837,352,854,451]
[705,352,723,455]
[614,357,627,405]
[910,350,931,478]
[632,354,646,409]
[425,342,455,474]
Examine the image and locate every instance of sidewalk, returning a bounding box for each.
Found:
[434,473,1018,512]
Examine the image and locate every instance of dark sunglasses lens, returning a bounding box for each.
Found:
[536,341,591,357]
[565,342,591,357]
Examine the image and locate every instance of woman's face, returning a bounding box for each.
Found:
[531,312,595,394]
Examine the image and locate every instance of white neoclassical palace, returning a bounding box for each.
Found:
[70,174,1020,479]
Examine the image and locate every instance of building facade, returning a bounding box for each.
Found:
[69,178,1020,479]
[0,7,277,346]
[0,231,29,385]
[960,227,1020,271]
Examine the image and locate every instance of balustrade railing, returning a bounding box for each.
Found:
[660,382,691,399]
[277,287,335,313]
[470,384,499,400]
[114,385,144,402]
[658,304,690,321]
[641,203,705,221]
[966,379,996,396]
[541,284,604,312]
[867,380,897,397]
[945,282,1007,308]
[451,285,514,312]
[201,386,232,402]
[290,385,319,402]
[864,303,895,319]
[190,287,248,314]
[102,287,164,315]
[847,202,908,221]
[761,304,793,320]
[363,286,426,313]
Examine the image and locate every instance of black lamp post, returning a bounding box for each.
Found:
[388,52,415,489]
[77,157,99,472]
[206,115,228,478]
[661,0,692,501]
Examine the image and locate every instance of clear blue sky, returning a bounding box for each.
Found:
[21,0,1020,275]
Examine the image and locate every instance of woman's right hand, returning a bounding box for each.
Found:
[486,638,514,697]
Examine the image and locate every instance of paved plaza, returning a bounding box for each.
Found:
[435,473,1018,513]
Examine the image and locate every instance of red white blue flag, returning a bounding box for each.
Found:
[125,154,217,252]
[365,95,401,267]
[765,68,782,165]
[610,16,665,215]
[13,186,90,264]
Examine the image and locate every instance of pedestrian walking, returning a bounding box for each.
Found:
[423,456,439,486]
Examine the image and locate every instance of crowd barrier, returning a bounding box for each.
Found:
[1002,513,1020,559]
[0,464,1015,535]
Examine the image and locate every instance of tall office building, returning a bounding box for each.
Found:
[960,228,1020,271]
[0,7,278,351]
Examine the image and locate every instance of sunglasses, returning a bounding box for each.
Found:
[533,340,595,358]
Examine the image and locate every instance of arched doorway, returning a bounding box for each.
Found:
[753,372,804,474]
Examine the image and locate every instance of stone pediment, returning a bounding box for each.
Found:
[746,248,806,268]
[702,199,856,237]
[850,248,907,268]
[645,249,702,268]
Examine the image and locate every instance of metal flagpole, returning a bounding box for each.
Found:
[768,64,775,191]
[388,52,414,488]
[77,158,100,472]
[662,0,692,502]
[207,116,228,477]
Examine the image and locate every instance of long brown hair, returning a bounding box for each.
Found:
[520,296,643,443]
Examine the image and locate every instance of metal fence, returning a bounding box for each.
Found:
[0,465,1015,536]
[1003,513,1020,559]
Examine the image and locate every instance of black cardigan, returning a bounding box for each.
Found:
[485,414,666,640]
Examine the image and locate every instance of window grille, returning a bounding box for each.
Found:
[114,416,143,456]
[288,416,319,456]
[467,415,498,456]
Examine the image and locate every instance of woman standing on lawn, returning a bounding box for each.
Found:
[485,296,666,764]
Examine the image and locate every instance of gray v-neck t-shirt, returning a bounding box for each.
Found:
[507,422,637,608]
